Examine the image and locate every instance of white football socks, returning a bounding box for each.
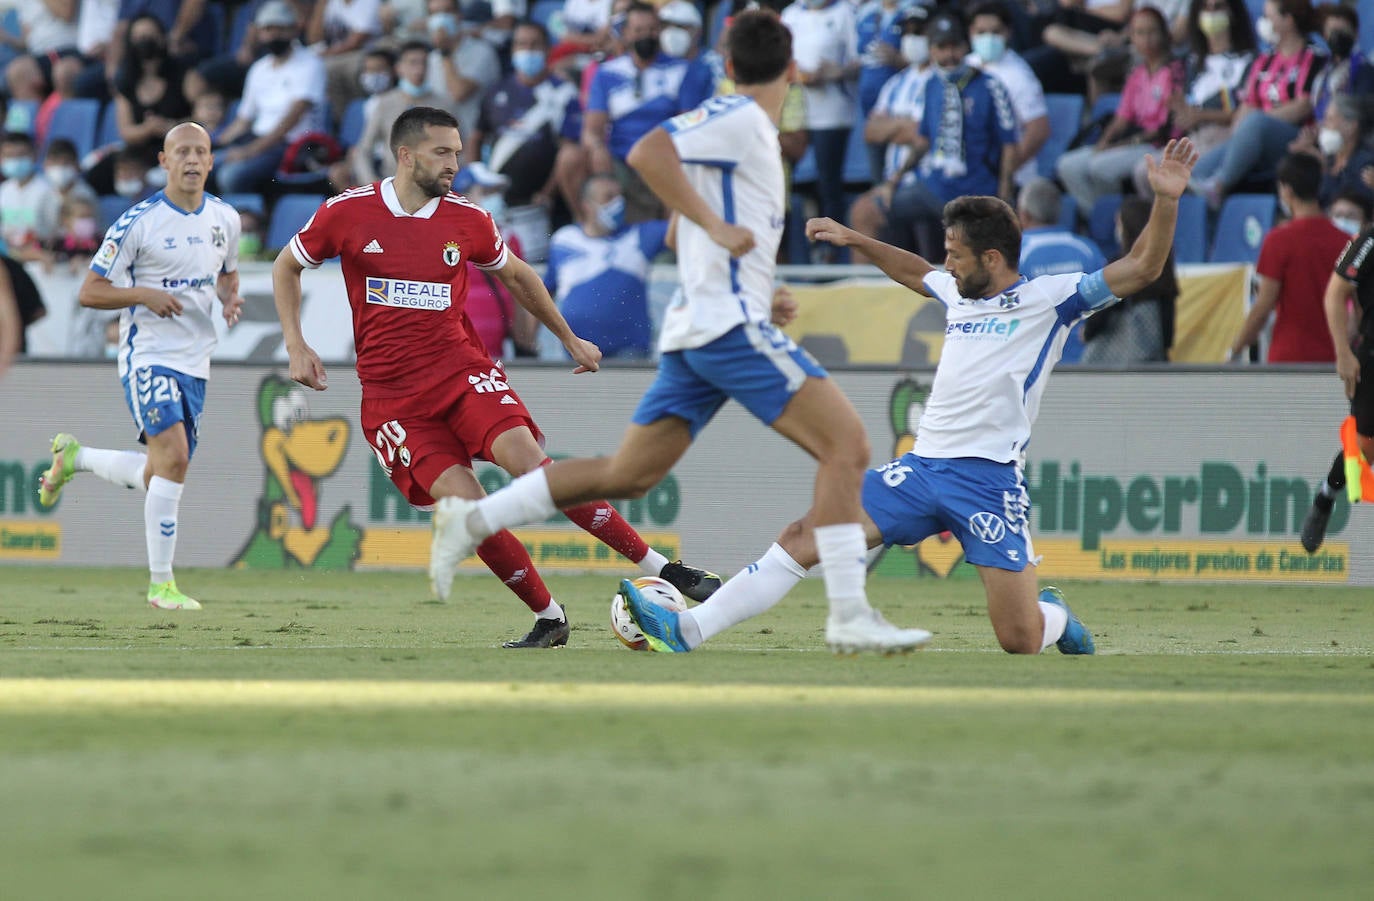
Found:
[474,468,557,538]
[537,599,565,621]
[684,543,808,648]
[75,447,147,491]
[814,523,870,620]
[638,548,669,576]
[1038,599,1069,652]
[145,476,183,584]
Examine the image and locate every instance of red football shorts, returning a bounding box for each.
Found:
[361,361,543,508]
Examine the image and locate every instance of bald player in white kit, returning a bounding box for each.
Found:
[38,122,243,611]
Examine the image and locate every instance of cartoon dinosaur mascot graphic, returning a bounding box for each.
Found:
[233,376,362,569]
[871,377,967,578]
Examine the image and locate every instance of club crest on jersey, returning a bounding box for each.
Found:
[442,241,462,266]
[211,226,226,249]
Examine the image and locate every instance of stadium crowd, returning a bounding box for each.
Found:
[0,0,1372,363]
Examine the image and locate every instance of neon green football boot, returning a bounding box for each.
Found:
[148,581,202,611]
[37,433,81,507]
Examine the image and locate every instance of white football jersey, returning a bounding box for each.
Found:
[91,192,240,381]
[916,268,1117,462]
[657,94,786,353]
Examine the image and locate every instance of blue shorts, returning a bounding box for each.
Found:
[632,322,827,437]
[121,365,207,459]
[862,454,1035,572]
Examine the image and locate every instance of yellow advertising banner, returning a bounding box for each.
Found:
[0,520,62,560]
[358,528,681,571]
[783,265,1251,366]
[1034,537,1349,582]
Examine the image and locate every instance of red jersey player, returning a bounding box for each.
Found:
[272,106,720,647]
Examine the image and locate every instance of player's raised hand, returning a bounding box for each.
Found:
[707,221,756,258]
[564,336,602,374]
[1144,138,1199,201]
[288,343,328,391]
[140,289,183,318]
[770,286,798,327]
[805,217,855,247]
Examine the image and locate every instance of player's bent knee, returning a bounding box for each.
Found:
[996,628,1042,655]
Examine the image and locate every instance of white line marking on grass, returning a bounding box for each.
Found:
[0,680,1372,711]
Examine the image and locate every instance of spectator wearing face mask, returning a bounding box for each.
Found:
[1310,94,1374,211]
[424,0,503,135]
[582,2,713,223]
[543,173,667,359]
[1329,189,1372,239]
[39,138,97,242]
[110,145,159,205]
[334,40,454,190]
[356,47,398,119]
[212,1,327,195]
[966,1,1049,189]
[467,20,584,263]
[657,1,704,62]
[0,130,55,263]
[1308,3,1374,125]
[848,4,933,262]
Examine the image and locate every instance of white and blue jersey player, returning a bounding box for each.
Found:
[759,139,1199,656]
[427,10,931,655]
[38,123,243,611]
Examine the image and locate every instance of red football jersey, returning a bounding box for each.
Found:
[290,179,508,396]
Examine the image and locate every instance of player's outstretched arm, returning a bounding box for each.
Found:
[272,247,328,390]
[805,217,935,295]
[78,269,182,317]
[627,127,755,258]
[1102,138,1198,298]
[492,254,602,374]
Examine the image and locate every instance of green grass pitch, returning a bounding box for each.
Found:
[1,566,1372,900]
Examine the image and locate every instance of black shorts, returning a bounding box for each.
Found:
[1353,342,1374,435]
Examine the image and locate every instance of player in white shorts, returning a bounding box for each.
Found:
[669,138,1201,655]
[38,122,243,611]
[427,9,930,654]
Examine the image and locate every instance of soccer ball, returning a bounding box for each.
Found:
[610,576,688,651]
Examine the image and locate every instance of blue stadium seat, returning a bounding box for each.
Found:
[1057,194,1078,231]
[1209,193,1275,264]
[1172,193,1207,264]
[227,1,260,55]
[0,7,20,73]
[1088,193,1123,260]
[1363,13,1374,58]
[1038,94,1084,179]
[531,0,562,30]
[220,193,266,216]
[338,98,367,149]
[792,145,817,187]
[44,99,102,159]
[1091,92,1121,121]
[3,99,39,137]
[96,102,121,149]
[98,194,132,229]
[842,122,872,188]
[266,194,327,250]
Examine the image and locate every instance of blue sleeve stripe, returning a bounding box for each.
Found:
[91,199,157,276]
[1076,268,1117,310]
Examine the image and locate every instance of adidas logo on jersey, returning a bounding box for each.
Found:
[500,395,517,405]
[363,239,384,253]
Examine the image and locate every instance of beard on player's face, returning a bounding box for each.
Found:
[957,261,992,297]
[412,160,453,198]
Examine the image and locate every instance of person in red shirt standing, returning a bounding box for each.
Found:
[272,106,721,648]
[1231,152,1352,363]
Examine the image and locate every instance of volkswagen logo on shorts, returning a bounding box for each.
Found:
[969,511,1005,543]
